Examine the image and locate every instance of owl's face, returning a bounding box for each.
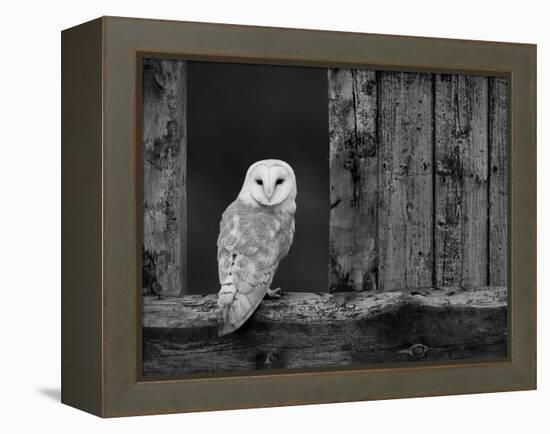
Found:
[239,159,296,207]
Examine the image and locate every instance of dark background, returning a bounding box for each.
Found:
[187,61,329,294]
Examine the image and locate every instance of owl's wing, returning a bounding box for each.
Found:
[217,203,278,336]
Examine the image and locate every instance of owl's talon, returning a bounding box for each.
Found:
[266,287,282,299]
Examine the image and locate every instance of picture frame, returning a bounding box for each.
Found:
[61,16,536,417]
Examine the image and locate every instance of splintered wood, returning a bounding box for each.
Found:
[329,70,378,292]
[141,59,187,296]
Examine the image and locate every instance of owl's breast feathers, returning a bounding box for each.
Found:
[217,198,295,269]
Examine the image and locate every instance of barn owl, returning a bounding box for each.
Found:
[217,159,297,336]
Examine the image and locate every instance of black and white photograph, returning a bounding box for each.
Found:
[140,58,508,377]
[1,0,544,427]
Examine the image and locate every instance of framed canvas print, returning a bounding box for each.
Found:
[61,16,536,417]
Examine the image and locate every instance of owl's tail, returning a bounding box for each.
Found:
[217,284,265,336]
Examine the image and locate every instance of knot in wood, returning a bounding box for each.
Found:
[399,343,429,359]
[255,350,283,370]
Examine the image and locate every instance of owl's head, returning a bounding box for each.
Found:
[239,159,297,207]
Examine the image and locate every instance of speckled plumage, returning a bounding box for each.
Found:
[217,159,296,336]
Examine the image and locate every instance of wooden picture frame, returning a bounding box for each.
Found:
[61,16,536,417]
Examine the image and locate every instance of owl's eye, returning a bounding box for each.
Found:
[256,179,263,185]
[275,178,284,185]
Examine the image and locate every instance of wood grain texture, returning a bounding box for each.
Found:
[140,67,506,297]
[435,75,489,288]
[142,287,507,375]
[378,72,434,291]
[142,59,187,296]
[489,77,508,286]
[328,69,378,292]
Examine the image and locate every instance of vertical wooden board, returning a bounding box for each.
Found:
[378,72,434,291]
[328,69,378,291]
[142,59,187,296]
[434,75,489,288]
[489,77,508,286]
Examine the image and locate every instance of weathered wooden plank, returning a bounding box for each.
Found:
[143,287,506,328]
[378,72,434,291]
[328,69,378,292]
[489,77,508,286]
[435,75,489,288]
[142,287,507,376]
[142,59,187,296]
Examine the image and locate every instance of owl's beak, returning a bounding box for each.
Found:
[264,185,274,200]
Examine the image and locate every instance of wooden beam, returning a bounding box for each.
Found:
[328,69,378,292]
[489,77,508,286]
[142,287,507,376]
[141,59,187,296]
[378,72,434,291]
[434,74,489,288]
